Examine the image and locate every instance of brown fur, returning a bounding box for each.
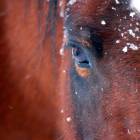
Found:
[0,0,140,140]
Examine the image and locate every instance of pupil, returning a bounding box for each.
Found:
[72,47,91,68]
[73,47,81,56]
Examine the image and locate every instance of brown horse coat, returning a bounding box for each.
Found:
[0,0,140,140]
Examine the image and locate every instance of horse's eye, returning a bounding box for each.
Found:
[72,46,91,68]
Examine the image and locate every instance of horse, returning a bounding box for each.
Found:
[0,0,140,140]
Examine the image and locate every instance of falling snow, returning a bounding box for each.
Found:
[63,70,66,73]
[68,0,77,5]
[80,26,83,30]
[60,109,64,113]
[122,46,128,53]
[130,0,140,12]
[59,0,64,17]
[128,43,139,51]
[135,27,139,32]
[59,47,65,56]
[127,129,131,135]
[128,29,136,37]
[129,12,136,17]
[116,40,120,44]
[115,0,120,4]
[112,7,116,10]
[66,117,72,122]
[101,88,104,92]
[121,33,124,37]
[101,20,106,25]
[122,43,139,53]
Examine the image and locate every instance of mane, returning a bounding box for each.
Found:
[24,0,58,45]
[23,0,60,72]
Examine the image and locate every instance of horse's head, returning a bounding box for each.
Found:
[59,0,140,139]
[0,0,140,140]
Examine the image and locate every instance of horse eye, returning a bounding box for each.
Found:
[72,46,91,68]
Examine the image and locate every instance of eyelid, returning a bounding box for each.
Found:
[67,40,84,49]
[70,43,80,49]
